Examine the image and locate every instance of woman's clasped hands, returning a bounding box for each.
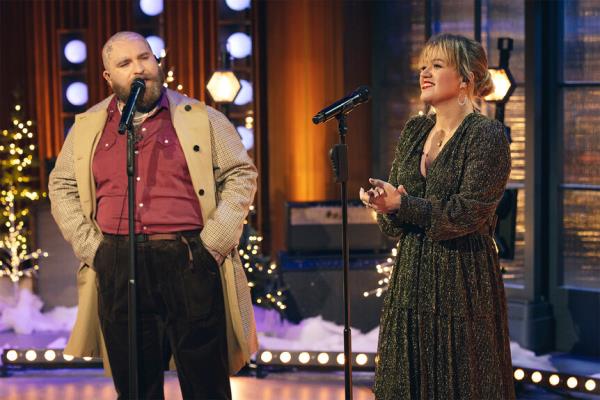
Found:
[359,178,408,214]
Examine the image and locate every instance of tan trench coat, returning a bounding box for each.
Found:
[48,89,259,375]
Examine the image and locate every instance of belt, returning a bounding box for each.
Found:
[104,229,201,243]
[103,230,202,262]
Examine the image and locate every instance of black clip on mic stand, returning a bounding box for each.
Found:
[118,77,145,400]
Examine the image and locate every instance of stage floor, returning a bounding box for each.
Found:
[0,369,595,400]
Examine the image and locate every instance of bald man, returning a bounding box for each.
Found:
[49,31,258,399]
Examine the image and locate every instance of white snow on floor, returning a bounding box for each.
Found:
[0,289,587,373]
[255,307,558,371]
[0,289,76,334]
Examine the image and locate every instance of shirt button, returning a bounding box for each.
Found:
[136,177,141,181]
[198,189,205,196]
[164,139,169,144]
[139,203,144,208]
[104,143,109,147]
[193,145,200,152]
[135,150,139,155]
[142,128,147,132]
[143,226,147,230]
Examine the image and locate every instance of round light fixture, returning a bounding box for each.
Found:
[66,82,89,106]
[64,40,87,64]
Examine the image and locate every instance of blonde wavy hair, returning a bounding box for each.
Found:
[418,33,493,110]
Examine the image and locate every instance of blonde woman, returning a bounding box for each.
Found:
[360,34,515,399]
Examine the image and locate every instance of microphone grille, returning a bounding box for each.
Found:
[132,78,146,89]
[355,85,371,102]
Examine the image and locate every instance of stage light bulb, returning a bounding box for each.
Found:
[44,350,56,361]
[227,32,252,59]
[317,353,329,365]
[66,82,88,106]
[549,374,560,386]
[6,350,18,362]
[531,371,542,383]
[25,350,37,361]
[234,79,253,106]
[140,0,163,16]
[225,0,250,11]
[236,126,254,150]
[83,356,93,361]
[64,40,87,64]
[336,353,345,365]
[279,352,291,363]
[260,351,273,363]
[513,369,525,381]
[567,377,578,389]
[63,354,74,361]
[585,379,596,391]
[298,352,310,364]
[356,354,368,366]
[146,36,165,58]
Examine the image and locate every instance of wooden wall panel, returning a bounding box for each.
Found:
[163,0,217,102]
[265,0,372,254]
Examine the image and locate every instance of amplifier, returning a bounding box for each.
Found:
[279,252,387,332]
[285,201,396,253]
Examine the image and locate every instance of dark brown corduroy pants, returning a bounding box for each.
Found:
[95,232,231,400]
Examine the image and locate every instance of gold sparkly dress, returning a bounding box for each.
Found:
[373,113,516,400]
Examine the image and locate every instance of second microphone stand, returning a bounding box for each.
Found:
[329,114,353,400]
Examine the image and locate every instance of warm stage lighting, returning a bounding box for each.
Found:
[260,351,273,363]
[6,350,18,362]
[336,353,345,365]
[317,353,329,365]
[513,369,525,381]
[206,71,241,103]
[356,354,368,366]
[44,350,56,361]
[279,352,291,364]
[567,377,578,389]
[298,352,310,364]
[531,371,543,383]
[585,379,596,391]
[25,350,37,361]
[549,374,560,386]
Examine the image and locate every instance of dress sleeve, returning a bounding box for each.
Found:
[376,117,422,238]
[392,119,511,241]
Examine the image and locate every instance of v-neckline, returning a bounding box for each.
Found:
[418,112,476,180]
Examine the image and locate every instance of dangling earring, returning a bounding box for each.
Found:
[458,91,467,106]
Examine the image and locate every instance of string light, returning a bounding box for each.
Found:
[0,103,47,282]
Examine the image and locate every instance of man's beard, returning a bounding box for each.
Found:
[113,69,165,113]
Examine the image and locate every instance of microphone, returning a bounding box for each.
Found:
[312,85,371,124]
[118,78,146,134]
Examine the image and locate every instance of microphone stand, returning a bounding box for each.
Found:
[124,115,139,400]
[329,114,353,400]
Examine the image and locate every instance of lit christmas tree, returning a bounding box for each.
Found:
[0,103,47,283]
[239,206,288,316]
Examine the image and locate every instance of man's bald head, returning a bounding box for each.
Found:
[102,31,152,71]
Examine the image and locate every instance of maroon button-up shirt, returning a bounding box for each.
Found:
[93,93,203,234]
